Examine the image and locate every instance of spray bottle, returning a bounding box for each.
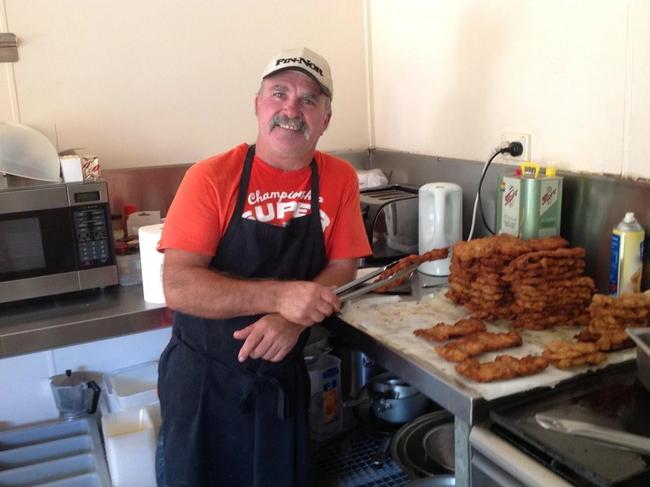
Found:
[609,212,645,296]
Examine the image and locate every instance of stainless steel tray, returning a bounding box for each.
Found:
[0,416,110,486]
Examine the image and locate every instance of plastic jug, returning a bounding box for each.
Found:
[307,354,342,440]
[418,182,462,276]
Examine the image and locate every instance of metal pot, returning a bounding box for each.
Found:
[339,348,384,399]
[369,373,431,424]
[371,375,419,399]
[371,393,431,424]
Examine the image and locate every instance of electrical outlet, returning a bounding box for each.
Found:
[501,132,531,161]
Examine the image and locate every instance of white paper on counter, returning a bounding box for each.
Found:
[340,290,636,401]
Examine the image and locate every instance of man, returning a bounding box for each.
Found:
[156,47,371,486]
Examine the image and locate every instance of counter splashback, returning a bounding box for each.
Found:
[103,148,650,294]
[370,149,650,294]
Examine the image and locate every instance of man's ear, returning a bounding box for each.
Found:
[322,112,332,132]
[254,94,260,116]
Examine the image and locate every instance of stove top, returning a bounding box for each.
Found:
[490,364,650,487]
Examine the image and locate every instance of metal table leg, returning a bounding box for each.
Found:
[454,417,470,487]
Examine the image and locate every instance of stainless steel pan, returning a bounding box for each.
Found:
[626,327,650,392]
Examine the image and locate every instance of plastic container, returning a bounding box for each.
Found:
[307,354,342,440]
[101,408,156,487]
[116,253,142,286]
[0,121,61,182]
[103,361,158,413]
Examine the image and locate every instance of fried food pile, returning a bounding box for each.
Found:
[576,292,650,350]
[409,236,647,383]
[414,317,545,381]
[446,234,531,319]
[504,248,595,330]
[541,340,607,369]
[447,235,594,329]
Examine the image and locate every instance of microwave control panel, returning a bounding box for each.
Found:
[72,205,112,267]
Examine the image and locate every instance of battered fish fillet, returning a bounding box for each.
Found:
[505,247,586,273]
[435,331,523,362]
[413,318,486,342]
[592,292,650,309]
[542,340,607,368]
[575,328,634,351]
[375,248,449,292]
[547,352,607,369]
[455,354,549,382]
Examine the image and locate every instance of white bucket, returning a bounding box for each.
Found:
[101,408,156,487]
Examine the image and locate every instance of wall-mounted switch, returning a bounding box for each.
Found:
[0,33,18,63]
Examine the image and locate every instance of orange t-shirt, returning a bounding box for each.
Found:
[159,143,371,261]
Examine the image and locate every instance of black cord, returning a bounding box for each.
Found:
[478,150,501,235]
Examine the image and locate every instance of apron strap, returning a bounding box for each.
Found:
[233,144,257,218]
[173,329,290,420]
[239,375,289,420]
[309,159,319,215]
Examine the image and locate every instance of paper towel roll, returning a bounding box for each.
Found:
[138,224,165,304]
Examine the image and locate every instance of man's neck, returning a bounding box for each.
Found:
[254,140,315,171]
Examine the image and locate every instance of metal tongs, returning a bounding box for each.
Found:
[535,413,650,456]
[334,260,420,302]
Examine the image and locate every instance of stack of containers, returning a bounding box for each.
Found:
[101,361,160,487]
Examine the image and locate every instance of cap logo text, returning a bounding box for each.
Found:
[275,57,324,77]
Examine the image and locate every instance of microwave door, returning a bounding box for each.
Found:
[0,207,76,283]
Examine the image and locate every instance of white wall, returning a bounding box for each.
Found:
[4,1,648,178]
[0,328,170,429]
[369,0,650,179]
[1,0,370,168]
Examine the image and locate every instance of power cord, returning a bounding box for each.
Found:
[467,141,524,241]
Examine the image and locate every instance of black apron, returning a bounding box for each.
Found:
[158,145,326,487]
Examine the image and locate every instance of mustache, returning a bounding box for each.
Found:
[270,115,308,134]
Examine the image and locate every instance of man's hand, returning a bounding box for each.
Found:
[275,281,340,326]
[233,314,305,362]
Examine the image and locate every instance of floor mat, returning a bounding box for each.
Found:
[311,431,411,487]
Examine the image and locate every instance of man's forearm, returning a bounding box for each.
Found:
[313,258,358,288]
[163,255,343,326]
[164,264,284,319]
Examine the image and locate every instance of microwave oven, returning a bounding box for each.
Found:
[0,177,118,304]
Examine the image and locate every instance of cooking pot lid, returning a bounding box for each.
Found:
[51,369,84,388]
[422,423,455,472]
[390,410,454,478]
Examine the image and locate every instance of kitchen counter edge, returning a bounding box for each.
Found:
[0,285,170,358]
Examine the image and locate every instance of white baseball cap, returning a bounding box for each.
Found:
[261,47,333,99]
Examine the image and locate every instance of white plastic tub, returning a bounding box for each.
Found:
[101,408,156,487]
[103,361,158,412]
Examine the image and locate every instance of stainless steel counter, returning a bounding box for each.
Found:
[0,280,613,487]
[0,285,170,358]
